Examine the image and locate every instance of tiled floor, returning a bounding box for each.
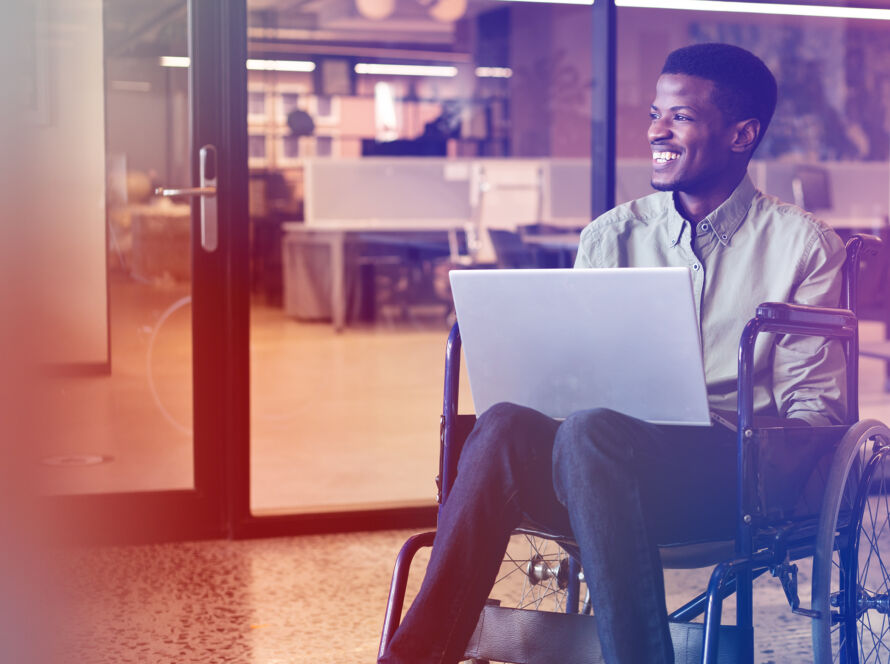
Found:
[48,521,880,664]
[53,530,428,664]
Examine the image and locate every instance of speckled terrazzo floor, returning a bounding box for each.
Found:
[53,530,431,664]
[46,527,850,664]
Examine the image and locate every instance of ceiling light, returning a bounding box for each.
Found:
[494,0,890,19]
[356,0,396,20]
[160,57,316,72]
[429,0,469,22]
[476,66,513,78]
[355,63,458,77]
[493,0,591,4]
[614,0,890,20]
[159,56,190,68]
[246,59,316,72]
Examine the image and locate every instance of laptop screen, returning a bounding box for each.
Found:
[449,268,711,425]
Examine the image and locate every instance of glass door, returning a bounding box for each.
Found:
[240,0,592,529]
[24,0,247,543]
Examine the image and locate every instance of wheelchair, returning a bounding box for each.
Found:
[379,233,890,664]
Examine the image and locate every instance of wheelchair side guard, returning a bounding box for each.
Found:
[751,425,847,523]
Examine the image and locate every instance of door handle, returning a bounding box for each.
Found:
[154,144,218,252]
[155,186,216,197]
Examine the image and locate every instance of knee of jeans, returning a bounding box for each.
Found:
[466,402,541,458]
[553,407,630,469]
[563,407,625,436]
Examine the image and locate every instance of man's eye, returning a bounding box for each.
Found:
[649,112,659,120]
[675,114,692,121]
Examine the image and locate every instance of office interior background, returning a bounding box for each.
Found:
[4,0,890,659]
[3,0,890,529]
[10,0,890,534]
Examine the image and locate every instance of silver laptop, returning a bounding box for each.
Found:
[449,268,711,426]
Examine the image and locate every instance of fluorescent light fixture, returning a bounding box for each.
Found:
[614,0,890,20]
[476,66,513,78]
[160,57,316,71]
[494,0,890,19]
[495,0,591,3]
[355,63,458,77]
[159,56,190,68]
[246,59,315,72]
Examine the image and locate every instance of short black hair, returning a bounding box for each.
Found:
[661,43,778,146]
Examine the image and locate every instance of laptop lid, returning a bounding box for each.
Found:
[449,267,711,425]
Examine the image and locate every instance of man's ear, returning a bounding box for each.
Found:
[730,118,760,153]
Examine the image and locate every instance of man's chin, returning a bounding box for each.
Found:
[650,178,677,192]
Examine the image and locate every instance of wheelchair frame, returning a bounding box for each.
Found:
[380,234,890,664]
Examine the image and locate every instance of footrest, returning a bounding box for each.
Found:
[463,605,749,664]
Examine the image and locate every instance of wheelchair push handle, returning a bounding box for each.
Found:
[845,232,882,258]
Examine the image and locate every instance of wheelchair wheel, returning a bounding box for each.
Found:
[460,534,587,664]
[812,419,890,664]
[486,533,584,613]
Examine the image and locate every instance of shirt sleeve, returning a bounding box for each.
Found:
[772,228,847,425]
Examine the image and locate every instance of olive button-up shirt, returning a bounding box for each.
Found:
[574,175,847,425]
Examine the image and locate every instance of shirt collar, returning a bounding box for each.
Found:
[665,174,756,248]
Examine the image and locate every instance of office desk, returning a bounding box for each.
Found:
[282,220,466,331]
[523,232,582,267]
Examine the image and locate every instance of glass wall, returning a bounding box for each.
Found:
[615,6,890,209]
[26,0,197,497]
[613,5,890,422]
[246,0,594,513]
[27,0,889,525]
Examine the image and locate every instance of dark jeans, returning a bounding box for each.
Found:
[379,403,737,664]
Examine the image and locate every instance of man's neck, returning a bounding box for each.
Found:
[674,172,746,224]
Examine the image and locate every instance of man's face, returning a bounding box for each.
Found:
[648,73,737,194]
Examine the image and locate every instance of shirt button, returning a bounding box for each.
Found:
[692,263,700,271]
[721,234,728,240]
[700,223,709,231]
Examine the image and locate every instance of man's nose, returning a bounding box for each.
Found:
[648,117,670,143]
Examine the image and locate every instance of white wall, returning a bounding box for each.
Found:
[19,0,108,365]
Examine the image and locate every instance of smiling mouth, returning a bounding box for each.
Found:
[652,150,680,165]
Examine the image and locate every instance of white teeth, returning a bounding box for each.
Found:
[653,151,680,163]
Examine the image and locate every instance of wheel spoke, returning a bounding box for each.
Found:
[861,609,881,661]
[492,534,580,614]
[858,460,890,663]
[863,498,890,595]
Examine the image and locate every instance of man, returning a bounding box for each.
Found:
[379,43,846,664]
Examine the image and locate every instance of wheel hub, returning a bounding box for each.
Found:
[857,588,890,616]
[526,554,569,589]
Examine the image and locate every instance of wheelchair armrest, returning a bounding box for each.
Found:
[738,302,856,432]
[755,302,857,334]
